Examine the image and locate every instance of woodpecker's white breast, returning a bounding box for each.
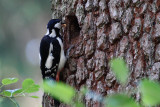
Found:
[56,37,66,71]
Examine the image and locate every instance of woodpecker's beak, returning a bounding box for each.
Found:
[61,23,66,27]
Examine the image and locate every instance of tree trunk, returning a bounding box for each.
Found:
[43,0,160,106]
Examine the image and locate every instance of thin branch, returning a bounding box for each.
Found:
[8,97,20,107]
[0,85,4,89]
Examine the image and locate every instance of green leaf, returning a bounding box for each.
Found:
[1,89,24,97]
[12,89,24,96]
[30,96,39,98]
[22,79,34,89]
[2,78,18,85]
[75,102,85,107]
[109,58,129,84]
[139,79,160,106]
[0,90,12,97]
[43,80,75,104]
[22,79,40,93]
[105,94,139,107]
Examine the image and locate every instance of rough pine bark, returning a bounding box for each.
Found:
[43,0,160,107]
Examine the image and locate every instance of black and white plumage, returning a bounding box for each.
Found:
[39,19,66,107]
[39,19,66,80]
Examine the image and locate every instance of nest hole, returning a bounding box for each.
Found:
[66,15,81,40]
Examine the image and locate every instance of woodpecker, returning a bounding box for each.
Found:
[39,19,66,81]
[39,19,66,107]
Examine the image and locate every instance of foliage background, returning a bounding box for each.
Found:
[0,0,51,106]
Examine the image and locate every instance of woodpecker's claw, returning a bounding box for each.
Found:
[66,45,74,59]
[56,71,60,82]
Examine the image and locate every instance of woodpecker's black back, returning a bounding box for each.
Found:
[40,35,61,80]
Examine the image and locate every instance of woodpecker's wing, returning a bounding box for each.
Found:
[39,36,61,79]
[50,38,61,72]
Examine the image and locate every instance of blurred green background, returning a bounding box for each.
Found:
[0,0,51,106]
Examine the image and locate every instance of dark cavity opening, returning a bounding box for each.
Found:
[66,15,81,41]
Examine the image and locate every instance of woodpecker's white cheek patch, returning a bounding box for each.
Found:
[45,43,54,69]
[54,22,61,29]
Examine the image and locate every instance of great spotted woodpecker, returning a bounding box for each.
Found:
[39,19,66,81]
[39,19,66,106]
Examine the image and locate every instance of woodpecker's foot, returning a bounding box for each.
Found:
[56,71,60,82]
[66,45,74,59]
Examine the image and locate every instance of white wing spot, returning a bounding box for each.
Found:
[54,69,56,72]
[45,70,51,74]
[53,66,56,69]
[51,73,55,77]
